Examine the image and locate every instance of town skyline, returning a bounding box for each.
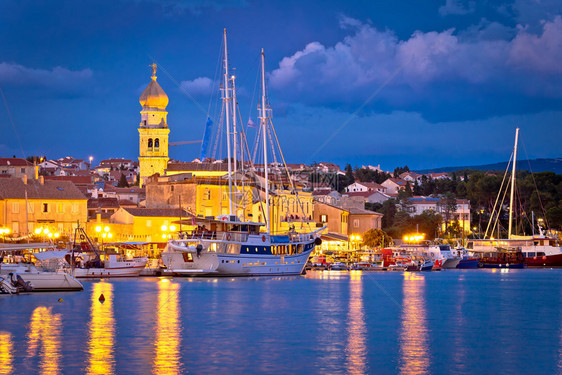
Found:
[1,0,562,170]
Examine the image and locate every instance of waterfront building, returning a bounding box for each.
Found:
[0,176,87,238]
[312,200,383,252]
[381,177,408,194]
[405,196,471,232]
[0,157,35,179]
[138,64,170,186]
[344,182,387,194]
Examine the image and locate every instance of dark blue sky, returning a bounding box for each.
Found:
[1,0,561,170]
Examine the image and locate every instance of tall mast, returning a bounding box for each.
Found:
[232,72,238,216]
[508,127,519,239]
[223,29,233,215]
[260,48,270,233]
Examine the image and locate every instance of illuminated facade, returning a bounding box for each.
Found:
[0,177,87,237]
[138,64,170,186]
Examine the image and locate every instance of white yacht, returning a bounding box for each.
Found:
[164,215,321,276]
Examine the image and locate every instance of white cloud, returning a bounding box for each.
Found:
[268,15,562,108]
[0,62,93,92]
[180,76,214,97]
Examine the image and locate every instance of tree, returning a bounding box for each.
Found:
[345,163,354,184]
[117,173,129,188]
[413,180,422,195]
[438,192,458,235]
[362,228,393,248]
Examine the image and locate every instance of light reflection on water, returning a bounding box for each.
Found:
[1,271,561,374]
[87,282,115,375]
[399,272,429,375]
[26,306,62,375]
[0,331,13,375]
[153,279,182,375]
[346,271,367,375]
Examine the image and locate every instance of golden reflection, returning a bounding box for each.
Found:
[0,331,13,375]
[346,272,367,374]
[87,282,115,375]
[153,279,181,375]
[399,273,429,375]
[27,306,62,375]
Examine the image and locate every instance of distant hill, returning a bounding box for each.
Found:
[416,158,562,175]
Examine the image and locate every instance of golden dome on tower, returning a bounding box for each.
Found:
[139,63,169,110]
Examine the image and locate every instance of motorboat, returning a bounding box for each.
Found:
[351,262,384,271]
[329,261,348,271]
[68,224,148,278]
[0,247,83,291]
[72,253,148,278]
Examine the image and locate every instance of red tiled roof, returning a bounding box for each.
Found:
[0,178,86,200]
[0,158,32,167]
[44,175,92,185]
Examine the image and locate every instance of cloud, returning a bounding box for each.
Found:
[179,77,214,97]
[0,62,93,96]
[438,0,476,16]
[268,15,562,121]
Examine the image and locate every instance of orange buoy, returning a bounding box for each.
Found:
[99,293,105,303]
[58,298,63,302]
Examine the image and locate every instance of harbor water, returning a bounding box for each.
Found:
[0,269,561,374]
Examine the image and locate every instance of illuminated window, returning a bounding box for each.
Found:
[146,219,152,227]
[320,214,327,223]
[57,203,64,213]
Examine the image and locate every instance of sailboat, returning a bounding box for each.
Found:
[466,128,562,267]
[162,30,323,276]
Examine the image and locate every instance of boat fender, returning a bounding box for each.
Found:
[226,233,231,241]
[196,244,203,258]
[262,235,266,242]
[478,261,484,268]
[314,238,322,246]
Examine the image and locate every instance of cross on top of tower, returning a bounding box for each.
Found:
[150,63,157,78]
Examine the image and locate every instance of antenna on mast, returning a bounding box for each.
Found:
[508,127,519,239]
[223,28,233,216]
[260,48,270,234]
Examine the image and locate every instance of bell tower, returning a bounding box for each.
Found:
[138,64,170,186]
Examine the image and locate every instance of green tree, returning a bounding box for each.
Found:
[117,173,129,188]
[362,229,393,248]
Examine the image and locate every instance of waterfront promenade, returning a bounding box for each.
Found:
[0,269,560,374]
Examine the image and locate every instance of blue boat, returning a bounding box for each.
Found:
[456,257,480,269]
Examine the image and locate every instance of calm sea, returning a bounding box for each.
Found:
[0,270,560,375]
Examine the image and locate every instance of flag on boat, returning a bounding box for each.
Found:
[200,116,213,161]
[247,118,256,128]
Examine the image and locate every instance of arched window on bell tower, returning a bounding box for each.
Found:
[148,138,153,150]
[154,138,160,150]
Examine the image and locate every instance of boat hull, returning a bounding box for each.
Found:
[1,271,83,291]
[456,258,480,268]
[442,258,461,269]
[165,239,316,276]
[524,253,562,267]
[73,264,147,278]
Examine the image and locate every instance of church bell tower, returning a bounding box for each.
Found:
[138,64,169,186]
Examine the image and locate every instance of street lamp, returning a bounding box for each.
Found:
[0,228,10,243]
[161,224,176,240]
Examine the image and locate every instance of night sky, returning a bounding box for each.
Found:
[1,0,561,170]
